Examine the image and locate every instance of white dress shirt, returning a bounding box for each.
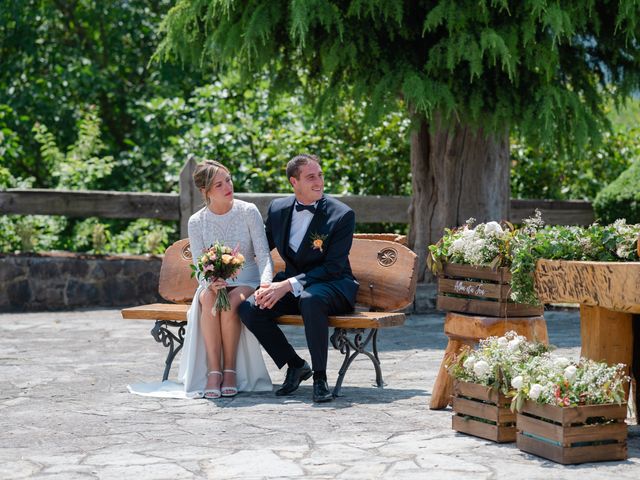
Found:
[287,201,317,296]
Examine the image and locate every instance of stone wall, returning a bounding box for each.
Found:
[0,252,163,312]
[0,252,438,313]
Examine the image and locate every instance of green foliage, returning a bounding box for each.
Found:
[510,127,639,200]
[0,216,177,255]
[0,215,67,253]
[0,0,203,188]
[61,218,176,255]
[0,104,24,179]
[33,107,114,189]
[4,1,640,255]
[593,160,640,224]
[157,0,640,155]
[511,99,640,200]
[108,219,176,255]
[0,104,175,254]
[510,220,640,305]
[132,74,411,196]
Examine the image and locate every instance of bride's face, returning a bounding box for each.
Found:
[205,169,234,205]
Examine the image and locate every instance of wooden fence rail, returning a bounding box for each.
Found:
[0,159,594,238]
[0,188,595,237]
[0,155,595,237]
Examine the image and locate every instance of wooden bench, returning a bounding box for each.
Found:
[121,237,418,396]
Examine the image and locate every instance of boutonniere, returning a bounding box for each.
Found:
[310,232,328,252]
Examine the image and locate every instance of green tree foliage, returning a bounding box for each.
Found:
[1,109,175,254]
[510,128,640,200]
[594,159,640,224]
[156,0,640,153]
[1,69,410,253]
[33,107,114,189]
[137,74,411,195]
[0,0,202,189]
[511,100,640,200]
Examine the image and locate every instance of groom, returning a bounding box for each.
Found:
[239,154,359,402]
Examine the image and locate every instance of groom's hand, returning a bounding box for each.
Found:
[255,281,291,309]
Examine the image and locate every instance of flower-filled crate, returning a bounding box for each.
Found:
[452,380,516,443]
[516,401,628,464]
[437,263,543,317]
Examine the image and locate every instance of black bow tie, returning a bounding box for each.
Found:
[295,202,316,214]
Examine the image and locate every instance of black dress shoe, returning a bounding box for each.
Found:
[312,379,333,403]
[275,361,312,396]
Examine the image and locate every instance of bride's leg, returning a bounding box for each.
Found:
[199,288,222,391]
[221,286,255,391]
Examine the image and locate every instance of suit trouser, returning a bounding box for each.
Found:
[238,283,352,372]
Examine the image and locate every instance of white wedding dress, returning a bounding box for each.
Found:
[128,200,273,398]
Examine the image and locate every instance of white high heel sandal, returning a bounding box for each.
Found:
[221,369,238,397]
[204,371,222,399]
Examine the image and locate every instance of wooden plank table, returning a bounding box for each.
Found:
[534,260,640,417]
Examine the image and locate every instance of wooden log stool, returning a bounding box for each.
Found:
[429,312,549,410]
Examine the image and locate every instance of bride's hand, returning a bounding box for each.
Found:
[207,278,227,292]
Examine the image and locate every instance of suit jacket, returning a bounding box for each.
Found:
[266,195,359,307]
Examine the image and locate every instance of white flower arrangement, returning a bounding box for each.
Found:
[448,331,549,394]
[450,330,629,411]
[509,354,629,411]
[441,219,510,267]
[428,212,640,305]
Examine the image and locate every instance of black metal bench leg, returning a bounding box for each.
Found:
[150,320,187,381]
[330,327,384,397]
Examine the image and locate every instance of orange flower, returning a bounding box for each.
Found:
[310,232,327,252]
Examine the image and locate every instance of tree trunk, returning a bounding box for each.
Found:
[408,114,510,281]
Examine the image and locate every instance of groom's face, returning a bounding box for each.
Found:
[290,161,324,205]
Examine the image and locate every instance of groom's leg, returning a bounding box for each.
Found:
[239,293,300,369]
[298,284,352,373]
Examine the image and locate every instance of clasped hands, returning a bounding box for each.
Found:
[254,280,292,309]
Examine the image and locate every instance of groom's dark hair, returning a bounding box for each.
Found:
[286,154,320,181]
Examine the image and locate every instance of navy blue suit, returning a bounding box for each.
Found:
[239,195,359,372]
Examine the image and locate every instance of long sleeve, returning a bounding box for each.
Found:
[188,213,208,288]
[246,204,274,285]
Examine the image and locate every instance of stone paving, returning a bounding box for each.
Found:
[0,308,638,479]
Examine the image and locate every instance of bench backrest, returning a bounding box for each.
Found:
[159,238,418,311]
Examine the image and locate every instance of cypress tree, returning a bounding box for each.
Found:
[155,0,640,279]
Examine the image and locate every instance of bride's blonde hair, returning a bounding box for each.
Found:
[193,160,229,205]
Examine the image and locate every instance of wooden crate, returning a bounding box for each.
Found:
[516,400,628,464]
[437,263,543,317]
[452,380,516,443]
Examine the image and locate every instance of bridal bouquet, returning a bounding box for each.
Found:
[191,242,245,311]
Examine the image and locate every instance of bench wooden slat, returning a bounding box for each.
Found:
[122,303,405,328]
[275,311,405,328]
[122,303,189,321]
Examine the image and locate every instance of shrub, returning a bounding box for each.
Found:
[593,160,640,224]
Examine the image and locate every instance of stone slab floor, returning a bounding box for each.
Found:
[0,308,638,479]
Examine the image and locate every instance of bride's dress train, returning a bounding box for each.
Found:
[127,285,272,398]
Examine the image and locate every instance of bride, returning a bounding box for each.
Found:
[179,159,273,398]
